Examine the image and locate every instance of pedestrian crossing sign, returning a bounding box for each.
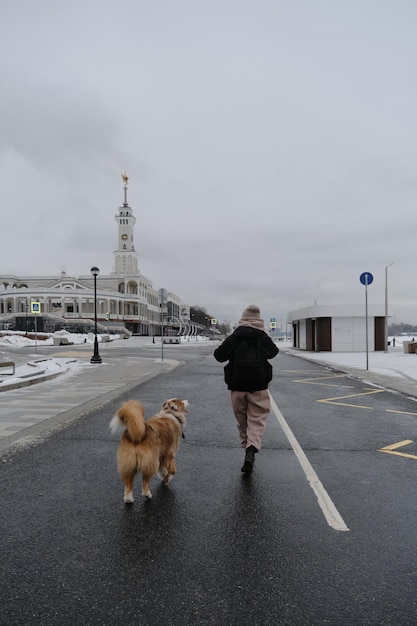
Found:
[31,302,41,314]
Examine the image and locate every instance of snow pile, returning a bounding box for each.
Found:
[0,330,117,348]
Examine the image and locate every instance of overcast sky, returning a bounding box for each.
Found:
[1,0,417,327]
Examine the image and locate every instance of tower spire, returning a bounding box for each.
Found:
[121,172,129,206]
[114,173,138,275]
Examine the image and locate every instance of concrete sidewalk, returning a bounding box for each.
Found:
[0,349,180,452]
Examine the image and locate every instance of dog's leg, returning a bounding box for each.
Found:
[123,476,135,504]
[141,473,153,498]
[163,457,176,485]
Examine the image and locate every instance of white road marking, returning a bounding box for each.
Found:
[269,392,350,532]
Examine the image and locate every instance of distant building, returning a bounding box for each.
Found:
[287,304,385,352]
[0,176,195,337]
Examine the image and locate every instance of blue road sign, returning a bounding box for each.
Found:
[360,272,373,286]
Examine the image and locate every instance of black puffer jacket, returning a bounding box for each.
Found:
[214,326,279,392]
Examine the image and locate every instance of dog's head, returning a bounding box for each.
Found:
[161,398,189,423]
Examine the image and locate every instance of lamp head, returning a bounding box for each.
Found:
[90,266,100,277]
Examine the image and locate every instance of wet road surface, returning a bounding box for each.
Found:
[1,348,417,625]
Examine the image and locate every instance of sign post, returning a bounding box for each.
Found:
[31,302,41,353]
[359,272,374,370]
[158,288,167,361]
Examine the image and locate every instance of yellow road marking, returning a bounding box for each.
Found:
[293,373,354,388]
[290,369,417,418]
[378,440,417,460]
[317,388,385,409]
[380,439,413,451]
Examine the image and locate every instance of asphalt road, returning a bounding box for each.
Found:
[1,346,417,625]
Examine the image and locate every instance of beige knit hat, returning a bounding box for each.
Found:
[240,304,261,320]
[238,304,265,331]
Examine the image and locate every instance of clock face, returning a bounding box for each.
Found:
[121,234,128,241]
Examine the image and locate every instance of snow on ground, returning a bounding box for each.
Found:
[1,331,417,383]
[0,330,210,349]
[0,331,210,385]
[0,330,100,347]
[0,356,76,386]
[283,337,417,381]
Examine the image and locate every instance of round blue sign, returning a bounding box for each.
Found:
[360,272,373,286]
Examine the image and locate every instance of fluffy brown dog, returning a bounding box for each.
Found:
[110,398,189,502]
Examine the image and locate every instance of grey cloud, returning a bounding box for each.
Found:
[1,0,417,325]
[0,77,122,171]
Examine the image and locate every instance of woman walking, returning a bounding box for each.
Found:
[214,305,279,473]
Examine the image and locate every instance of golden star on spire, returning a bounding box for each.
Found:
[121,172,129,185]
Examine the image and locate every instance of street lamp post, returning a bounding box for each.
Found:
[90,266,102,364]
[385,262,394,353]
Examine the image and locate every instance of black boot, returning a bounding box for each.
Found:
[241,445,257,474]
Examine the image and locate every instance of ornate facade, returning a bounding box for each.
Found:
[0,176,192,336]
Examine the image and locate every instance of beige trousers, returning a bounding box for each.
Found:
[230,389,270,451]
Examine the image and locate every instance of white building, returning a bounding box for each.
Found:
[0,176,192,337]
[287,304,386,352]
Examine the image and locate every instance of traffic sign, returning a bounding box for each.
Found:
[31,302,41,314]
[359,272,373,371]
[360,272,373,286]
[157,288,167,305]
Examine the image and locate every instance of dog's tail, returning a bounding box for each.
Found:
[109,400,146,443]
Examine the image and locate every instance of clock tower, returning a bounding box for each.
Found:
[114,173,139,275]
